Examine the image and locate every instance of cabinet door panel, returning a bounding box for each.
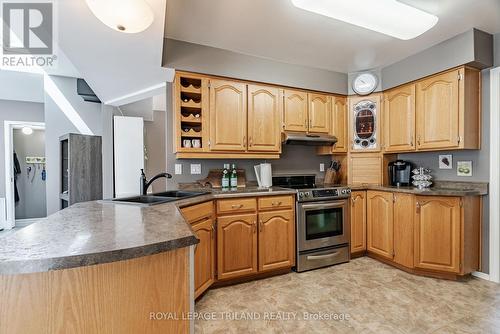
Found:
[350,191,367,254]
[414,196,461,273]
[416,70,459,150]
[209,80,247,151]
[283,89,308,132]
[247,85,281,152]
[367,191,394,259]
[192,218,215,298]
[393,193,414,268]
[308,93,330,134]
[258,210,295,272]
[217,213,257,280]
[384,84,415,152]
[332,97,348,153]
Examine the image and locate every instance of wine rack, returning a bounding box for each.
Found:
[174,73,208,153]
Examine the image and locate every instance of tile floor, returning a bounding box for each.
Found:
[195,257,500,334]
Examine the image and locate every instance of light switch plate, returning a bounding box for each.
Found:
[190,164,202,175]
[320,163,325,172]
[174,164,182,175]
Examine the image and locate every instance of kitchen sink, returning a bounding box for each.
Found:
[109,191,206,206]
[151,190,207,198]
[110,195,177,205]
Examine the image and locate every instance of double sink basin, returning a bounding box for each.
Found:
[110,190,207,206]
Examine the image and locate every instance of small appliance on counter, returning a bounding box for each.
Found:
[388,160,413,186]
[254,163,272,188]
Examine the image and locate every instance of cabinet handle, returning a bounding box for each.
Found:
[416,201,420,213]
[305,119,308,129]
[253,221,257,234]
[211,223,215,239]
[249,136,253,147]
[243,136,247,147]
[271,201,282,206]
[231,204,244,209]
[410,135,414,147]
[259,220,263,232]
[351,197,356,206]
[417,135,421,146]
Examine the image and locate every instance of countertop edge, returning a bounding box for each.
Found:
[0,188,296,275]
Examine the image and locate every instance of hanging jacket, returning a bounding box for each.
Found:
[13,152,21,202]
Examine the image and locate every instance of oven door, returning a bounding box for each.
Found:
[297,200,349,252]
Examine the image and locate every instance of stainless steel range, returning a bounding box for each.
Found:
[273,175,351,272]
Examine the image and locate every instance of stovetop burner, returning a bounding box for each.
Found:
[272,175,351,201]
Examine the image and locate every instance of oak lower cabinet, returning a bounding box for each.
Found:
[192,217,216,298]
[367,191,394,259]
[392,193,414,268]
[258,210,295,272]
[350,191,367,254]
[217,213,258,280]
[414,197,460,273]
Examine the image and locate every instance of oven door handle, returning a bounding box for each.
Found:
[306,251,340,260]
[299,202,346,210]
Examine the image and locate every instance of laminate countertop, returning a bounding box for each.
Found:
[0,187,296,275]
[348,181,488,196]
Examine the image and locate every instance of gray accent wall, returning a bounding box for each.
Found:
[44,76,103,215]
[164,83,330,189]
[163,38,348,95]
[495,33,500,66]
[382,29,493,90]
[0,100,44,199]
[145,110,167,192]
[13,129,47,219]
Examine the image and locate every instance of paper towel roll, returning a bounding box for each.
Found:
[260,163,272,188]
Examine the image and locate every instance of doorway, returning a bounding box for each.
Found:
[3,121,46,229]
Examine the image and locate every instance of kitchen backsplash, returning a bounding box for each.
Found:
[166,145,332,188]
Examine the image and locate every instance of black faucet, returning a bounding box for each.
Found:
[140,169,172,195]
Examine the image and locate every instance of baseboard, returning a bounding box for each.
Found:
[472,271,491,281]
[15,217,45,227]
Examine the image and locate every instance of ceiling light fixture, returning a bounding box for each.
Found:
[291,0,438,40]
[21,127,33,135]
[85,0,154,34]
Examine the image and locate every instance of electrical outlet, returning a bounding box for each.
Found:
[174,164,182,175]
[190,164,201,175]
[320,163,325,172]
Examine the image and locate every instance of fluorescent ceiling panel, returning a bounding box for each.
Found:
[291,0,438,40]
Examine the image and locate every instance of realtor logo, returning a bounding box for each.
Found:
[1,0,57,68]
[2,2,52,54]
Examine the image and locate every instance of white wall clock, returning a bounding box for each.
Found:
[352,72,378,95]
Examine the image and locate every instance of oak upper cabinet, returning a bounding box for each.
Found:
[367,191,394,259]
[247,84,282,153]
[350,191,367,254]
[308,93,331,134]
[283,89,308,132]
[217,213,258,280]
[393,193,414,268]
[331,96,348,153]
[258,210,295,272]
[415,67,480,151]
[384,84,416,152]
[192,217,215,298]
[414,196,461,273]
[209,79,247,151]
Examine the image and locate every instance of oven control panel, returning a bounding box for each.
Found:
[297,187,351,201]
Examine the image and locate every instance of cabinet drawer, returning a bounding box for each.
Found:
[217,198,257,214]
[258,195,294,211]
[181,201,214,223]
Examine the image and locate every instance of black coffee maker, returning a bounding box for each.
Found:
[388,160,413,186]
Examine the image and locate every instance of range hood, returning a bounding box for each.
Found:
[282,133,337,146]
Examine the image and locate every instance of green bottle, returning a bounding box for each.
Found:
[230,164,238,188]
[222,164,230,189]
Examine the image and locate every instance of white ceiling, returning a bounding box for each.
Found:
[57,0,173,105]
[166,0,500,73]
